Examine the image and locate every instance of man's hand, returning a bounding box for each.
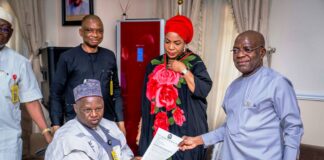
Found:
[178,136,204,151]
[51,125,60,135]
[24,100,53,144]
[43,131,53,143]
[117,121,126,135]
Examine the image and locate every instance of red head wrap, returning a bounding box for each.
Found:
[165,15,193,44]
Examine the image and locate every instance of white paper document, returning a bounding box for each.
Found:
[142,128,182,160]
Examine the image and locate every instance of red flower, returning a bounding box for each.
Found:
[173,107,186,126]
[153,112,169,135]
[146,60,187,134]
[146,78,159,100]
[155,84,178,111]
[151,64,180,85]
[150,101,156,115]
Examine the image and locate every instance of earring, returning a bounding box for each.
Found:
[183,47,186,53]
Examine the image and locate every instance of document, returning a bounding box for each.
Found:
[142,128,182,160]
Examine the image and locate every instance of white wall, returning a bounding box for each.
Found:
[269,0,324,96]
[44,0,157,53]
[269,0,324,146]
[299,100,324,145]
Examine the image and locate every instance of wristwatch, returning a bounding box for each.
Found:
[181,68,189,75]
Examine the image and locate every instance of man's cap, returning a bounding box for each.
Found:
[0,6,13,24]
[165,15,194,44]
[73,79,102,102]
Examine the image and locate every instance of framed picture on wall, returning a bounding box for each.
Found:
[62,0,94,26]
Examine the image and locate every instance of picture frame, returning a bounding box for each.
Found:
[62,0,94,26]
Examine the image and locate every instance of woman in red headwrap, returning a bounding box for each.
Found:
[138,15,213,160]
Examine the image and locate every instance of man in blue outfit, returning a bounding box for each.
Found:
[179,30,303,160]
[50,15,126,135]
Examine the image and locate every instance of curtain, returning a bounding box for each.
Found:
[156,0,203,55]
[203,0,239,131]
[230,0,272,66]
[8,0,45,84]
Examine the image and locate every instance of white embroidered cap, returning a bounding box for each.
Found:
[0,6,12,24]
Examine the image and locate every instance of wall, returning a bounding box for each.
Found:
[299,100,324,145]
[269,0,324,146]
[44,0,158,53]
[269,0,324,97]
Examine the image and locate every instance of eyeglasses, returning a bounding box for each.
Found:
[231,45,263,54]
[0,27,11,34]
[81,107,103,114]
